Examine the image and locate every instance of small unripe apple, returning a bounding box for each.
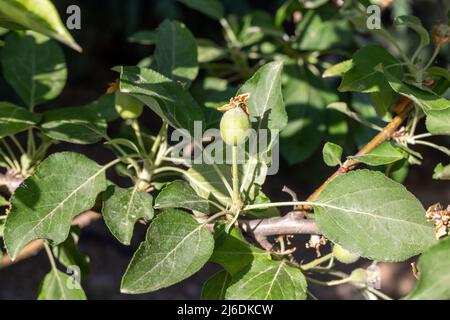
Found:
[332,244,360,264]
[349,268,368,287]
[220,108,250,146]
[115,91,144,119]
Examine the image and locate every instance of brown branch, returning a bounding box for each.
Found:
[240,212,319,237]
[305,97,413,206]
[1,211,101,269]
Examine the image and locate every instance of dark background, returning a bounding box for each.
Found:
[0,0,449,300]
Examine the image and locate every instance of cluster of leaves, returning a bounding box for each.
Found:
[0,0,449,300]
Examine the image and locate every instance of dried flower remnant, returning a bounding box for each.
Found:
[306,235,327,257]
[432,24,450,48]
[426,203,450,239]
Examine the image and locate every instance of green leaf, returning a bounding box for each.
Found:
[188,158,265,209]
[322,142,343,167]
[297,8,352,51]
[176,0,224,20]
[102,185,154,245]
[197,38,227,63]
[155,180,211,214]
[117,66,204,136]
[281,65,338,164]
[81,94,119,122]
[407,237,450,300]
[0,102,41,138]
[433,163,450,180]
[394,15,429,52]
[339,45,404,93]
[52,227,90,277]
[0,0,81,51]
[0,195,9,207]
[425,107,450,135]
[187,163,233,207]
[128,30,155,45]
[201,270,231,300]
[40,107,107,144]
[385,68,449,111]
[121,209,214,294]
[37,270,86,300]
[225,259,307,300]
[370,90,393,118]
[426,66,450,83]
[210,224,267,275]
[4,152,108,260]
[313,170,436,262]
[154,20,198,86]
[237,61,287,131]
[1,31,67,108]
[323,59,353,78]
[348,142,404,166]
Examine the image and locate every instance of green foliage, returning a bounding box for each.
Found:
[0,0,449,301]
[314,170,436,261]
[1,31,67,108]
[102,185,154,245]
[407,237,450,300]
[154,19,198,86]
[201,270,231,300]
[0,0,81,51]
[0,102,41,138]
[121,209,214,294]
[348,142,404,166]
[4,152,108,259]
[322,142,343,167]
[225,259,307,300]
[38,270,87,300]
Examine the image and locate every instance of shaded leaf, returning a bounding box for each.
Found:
[176,0,224,20]
[154,20,198,86]
[0,102,41,138]
[128,30,155,45]
[155,180,211,214]
[1,31,67,107]
[281,65,338,164]
[201,270,231,300]
[52,227,90,277]
[121,209,214,294]
[322,142,343,167]
[394,15,429,51]
[197,38,227,63]
[210,224,267,275]
[297,8,352,51]
[81,94,119,122]
[41,107,107,144]
[102,185,154,245]
[339,45,403,93]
